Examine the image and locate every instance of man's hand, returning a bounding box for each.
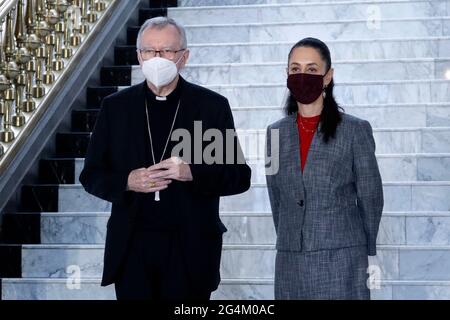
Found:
[147,156,193,182]
[126,168,172,193]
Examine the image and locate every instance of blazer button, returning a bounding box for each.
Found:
[297,200,304,207]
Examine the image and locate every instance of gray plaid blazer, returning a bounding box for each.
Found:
[265,112,384,256]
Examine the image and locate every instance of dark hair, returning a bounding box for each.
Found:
[285,37,344,143]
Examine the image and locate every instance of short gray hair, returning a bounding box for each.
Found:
[136,16,187,50]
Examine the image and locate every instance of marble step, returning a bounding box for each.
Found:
[4,277,450,300]
[106,59,450,86]
[18,245,278,279]
[0,278,272,300]
[115,37,450,65]
[196,80,450,106]
[177,0,427,6]
[101,58,450,86]
[168,0,450,25]
[15,244,450,282]
[71,103,450,133]
[4,211,450,246]
[19,182,450,214]
[126,17,450,45]
[186,36,450,62]
[91,79,449,107]
[238,155,450,183]
[237,127,450,156]
[220,182,450,212]
[230,104,450,130]
[53,127,450,160]
[84,80,450,120]
[39,153,450,187]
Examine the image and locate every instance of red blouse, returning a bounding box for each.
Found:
[297,113,321,172]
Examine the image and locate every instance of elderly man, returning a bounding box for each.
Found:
[79,17,251,300]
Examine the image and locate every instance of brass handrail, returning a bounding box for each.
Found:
[0,0,114,173]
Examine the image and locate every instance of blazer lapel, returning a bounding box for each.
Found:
[283,113,305,200]
[302,115,324,185]
[283,112,324,196]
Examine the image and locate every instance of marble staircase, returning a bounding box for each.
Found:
[1,0,450,300]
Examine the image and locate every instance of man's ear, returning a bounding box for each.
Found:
[179,49,190,69]
[324,67,334,87]
[137,50,143,67]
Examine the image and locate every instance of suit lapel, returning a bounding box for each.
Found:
[130,81,148,168]
[283,113,305,200]
[283,112,324,196]
[302,117,323,184]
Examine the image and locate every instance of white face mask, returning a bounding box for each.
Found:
[141,56,181,88]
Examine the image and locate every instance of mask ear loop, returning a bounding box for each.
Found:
[173,50,186,67]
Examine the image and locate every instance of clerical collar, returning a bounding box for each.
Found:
[145,79,182,103]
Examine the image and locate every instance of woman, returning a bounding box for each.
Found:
[265,37,384,300]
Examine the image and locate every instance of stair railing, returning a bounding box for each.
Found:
[0,0,115,173]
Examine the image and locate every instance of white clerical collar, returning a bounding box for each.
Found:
[155,95,167,101]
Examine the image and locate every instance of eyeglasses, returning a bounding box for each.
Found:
[138,48,186,60]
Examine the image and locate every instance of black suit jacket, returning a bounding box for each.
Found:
[79,77,251,291]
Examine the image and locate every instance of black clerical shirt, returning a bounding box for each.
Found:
[136,79,183,231]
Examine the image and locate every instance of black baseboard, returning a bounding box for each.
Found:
[149,0,178,8]
[39,159,76,184]
[140,8,168,25]
[20,186,59,213]
[0,245,22,278]
[1,213,41,244]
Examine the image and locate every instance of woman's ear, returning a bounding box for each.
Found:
[324,67,334,87]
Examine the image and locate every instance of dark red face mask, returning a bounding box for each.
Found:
[287,73,325,105]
